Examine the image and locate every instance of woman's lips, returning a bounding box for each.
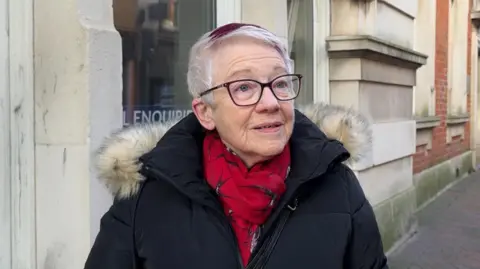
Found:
[253,123,283,133]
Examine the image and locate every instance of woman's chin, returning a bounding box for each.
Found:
[252,142,287,159]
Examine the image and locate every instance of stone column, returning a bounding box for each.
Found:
[2,0,37,267]
[327,0,427,251]
[34,0,122,267]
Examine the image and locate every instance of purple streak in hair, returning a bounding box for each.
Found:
[208,23,264,41]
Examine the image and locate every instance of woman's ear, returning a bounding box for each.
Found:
[192,98,216,130]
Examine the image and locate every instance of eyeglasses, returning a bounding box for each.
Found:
[199,74,303,106]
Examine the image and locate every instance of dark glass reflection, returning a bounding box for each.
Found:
[113,0,216,126]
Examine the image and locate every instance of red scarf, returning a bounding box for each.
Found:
[203,132,291,265]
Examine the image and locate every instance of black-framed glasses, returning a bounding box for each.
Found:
[199,74,303,106]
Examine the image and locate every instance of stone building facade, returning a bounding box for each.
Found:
[413,0,475,219]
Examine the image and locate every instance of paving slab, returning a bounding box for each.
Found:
[388,173,480,269]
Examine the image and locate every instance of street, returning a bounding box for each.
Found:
[388,172,480,269]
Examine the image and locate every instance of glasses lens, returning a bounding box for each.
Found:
[272,75,300,100]
[227,75,301,106]
[228,80,262,105]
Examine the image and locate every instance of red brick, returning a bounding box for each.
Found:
[414,0,472,174]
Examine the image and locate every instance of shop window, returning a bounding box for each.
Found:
[114,0,216,126]
[287,0,314,105]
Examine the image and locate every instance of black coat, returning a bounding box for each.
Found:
[85,105,388,269]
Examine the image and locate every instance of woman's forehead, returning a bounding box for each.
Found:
[213,46,286,81]
[225,66,288,81]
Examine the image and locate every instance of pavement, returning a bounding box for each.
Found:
[387,172,480,269]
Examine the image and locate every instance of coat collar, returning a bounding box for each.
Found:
[95,103,372,199]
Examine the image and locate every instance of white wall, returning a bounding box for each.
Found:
[241,0,288,45]
[414,0,436,116]
[449,0,469,115]
[376,0,416,49]
[313,0,330,103]
[217,0,242,26]
[7,0,37,267]
[78,0,123,245]
[34,0,121,268]
[0,0,11,266]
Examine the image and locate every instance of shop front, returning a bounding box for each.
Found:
[117,0,318,127]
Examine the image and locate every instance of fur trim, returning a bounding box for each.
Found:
[297,103,371,164]
[95,121,177,198]
[95,103,372,198]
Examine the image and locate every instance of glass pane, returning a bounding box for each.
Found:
[287,0,314,105]
[113,0,216,126]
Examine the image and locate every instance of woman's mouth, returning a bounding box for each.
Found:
[253,122,283,133]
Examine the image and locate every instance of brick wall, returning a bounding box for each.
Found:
[413,0,472,174]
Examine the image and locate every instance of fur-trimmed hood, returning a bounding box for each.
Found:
[95,103,372,199]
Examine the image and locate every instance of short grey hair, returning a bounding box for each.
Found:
[187,25,293,101]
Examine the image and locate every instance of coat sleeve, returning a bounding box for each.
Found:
[343,167,389,269]
[84,196,137,269]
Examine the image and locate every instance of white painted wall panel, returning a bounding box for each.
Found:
[449,0,469,115]
[217,0,242,26]
[86,28,122,244]
[241,0,288,43]
[381,0,417,18]
[0,0,11,266]
[414,0,436,116]
[358,156,413,206]
[313,0,330,104]
[376,1,415,48]
[36,145,90,269]
[372,120,416,165]
[375,1,414,48]
[9,0,36,267]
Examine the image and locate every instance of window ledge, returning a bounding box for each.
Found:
[416,116,441,130]
[446,115,469,126]
[326,35,428,69]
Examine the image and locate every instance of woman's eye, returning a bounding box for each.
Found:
[274,81,289,88]
[237,84,252,92]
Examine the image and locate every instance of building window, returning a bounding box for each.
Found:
[113,0,216,126]
[287,0,314,105]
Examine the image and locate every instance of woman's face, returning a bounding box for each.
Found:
[193,36,295,167]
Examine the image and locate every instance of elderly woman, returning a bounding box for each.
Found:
[84,23,388,269]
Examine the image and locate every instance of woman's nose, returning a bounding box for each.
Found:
[257,87,280,110]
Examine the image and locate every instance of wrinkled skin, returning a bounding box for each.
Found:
[192,36,295,167]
